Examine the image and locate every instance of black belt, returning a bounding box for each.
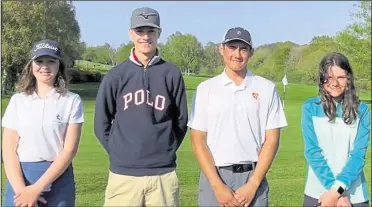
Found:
[217,163,257,173]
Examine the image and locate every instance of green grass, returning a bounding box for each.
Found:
[1,77,371,206]
[75,60,113,74]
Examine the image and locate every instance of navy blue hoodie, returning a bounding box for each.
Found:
[94,50,188,176]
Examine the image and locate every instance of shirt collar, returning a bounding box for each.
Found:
[220,68,254,87]
[26,88,60,100]
[129,47,161,67]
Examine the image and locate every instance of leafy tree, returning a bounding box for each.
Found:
[1,1,82,94]
[295,36,339,83]
[201,42,223,74]
[252,42,293,81]
[82,48,97,62]
[115,42,134,63]
[162,32,203,75]
[335,1,371,81]
[104,43,117,66]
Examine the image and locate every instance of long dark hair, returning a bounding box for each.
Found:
[318,52,359,125]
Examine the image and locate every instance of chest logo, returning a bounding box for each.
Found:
[252,92,260,103]
[123,89,166,111]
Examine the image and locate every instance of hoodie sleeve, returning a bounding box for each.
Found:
[94,72,117,154]
[172,70,188,149]
[335,103,370,190]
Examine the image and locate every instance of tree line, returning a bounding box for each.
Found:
[79,1,371,90]
[2,1,371,95]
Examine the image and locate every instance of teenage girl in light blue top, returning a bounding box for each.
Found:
[301,52,370,207]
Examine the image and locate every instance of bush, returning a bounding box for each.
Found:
[67,68,102,83]
[287,70,304,83]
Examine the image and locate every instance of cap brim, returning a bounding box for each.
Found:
[32,53,61,60]
[222,38,252,46]
[131,23,161,29]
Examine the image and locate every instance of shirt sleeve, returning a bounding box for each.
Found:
[335,104,370,190]
[68,95,84,124]
[187,84,208,132]
[2,94,19,130]
[171,70,188,149]
[302,102,336,189]
[94,72,117,154]
[266,87,288,130]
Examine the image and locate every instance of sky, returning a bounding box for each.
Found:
[73,1,358,49]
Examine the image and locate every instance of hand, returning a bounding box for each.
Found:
[213,184,240,207]
[336,197,351,207]
[233,182,258,207]
[319,189,341,207]
[13,184,44,207]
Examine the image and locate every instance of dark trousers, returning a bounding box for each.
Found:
[3,161,75,207]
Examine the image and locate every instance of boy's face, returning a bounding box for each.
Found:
[129,26,160,55]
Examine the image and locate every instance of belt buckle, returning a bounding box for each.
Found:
[232,164,244,173]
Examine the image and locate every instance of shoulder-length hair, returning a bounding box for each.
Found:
[318,52,359,125]
[16,58,68,95]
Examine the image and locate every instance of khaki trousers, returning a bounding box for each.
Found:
[104,170,179,207]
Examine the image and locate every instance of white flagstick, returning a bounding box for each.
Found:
[282,74,288,109]
[283,85,286,109]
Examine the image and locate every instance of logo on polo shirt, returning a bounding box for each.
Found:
[252,92,260,103]
[122,89,166,111]
[56,114,61,120]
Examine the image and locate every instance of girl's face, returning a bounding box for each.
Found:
[323,65,348,99]
[32,56,60,85]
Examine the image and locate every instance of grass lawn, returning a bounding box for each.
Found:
[1,76,371,206]
[75,60,113,74]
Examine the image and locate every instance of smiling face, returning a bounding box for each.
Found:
[323,65,348,98]
[219,40,252,73]
[32,55,60,85]
[129,26,160,56]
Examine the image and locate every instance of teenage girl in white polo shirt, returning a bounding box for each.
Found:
[2,39,84,207]
[301,52,370,207]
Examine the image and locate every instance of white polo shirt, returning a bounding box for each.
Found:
[187,71,288,166]
[1,89,84,162]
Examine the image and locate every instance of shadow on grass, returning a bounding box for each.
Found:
[69,82,198,99]
[194,74,214,78]
[69,82,100,100]
[361,100,372,104]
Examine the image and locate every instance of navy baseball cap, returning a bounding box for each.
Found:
[31,39,61,60]
[130,7,161,29]
[222,27,252,47]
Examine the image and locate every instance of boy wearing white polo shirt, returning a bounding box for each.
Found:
[2,39,84,207]
[188,27,288,207]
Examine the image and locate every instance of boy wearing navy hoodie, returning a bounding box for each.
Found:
[94,7,188,207]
